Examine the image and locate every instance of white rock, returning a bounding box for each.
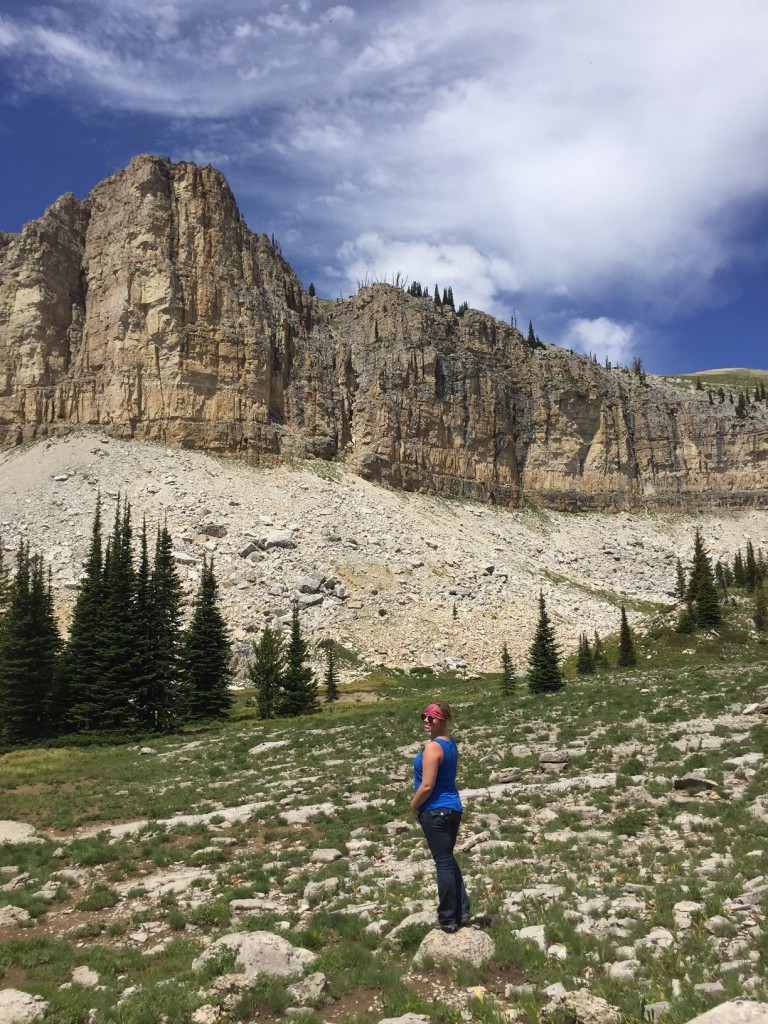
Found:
[309,848,343,864]
[71,966,100,988]
[0,822,39,845]
[0,990,49,1023]
[192,931,316,980]
[0,906,31,927]
[515,924,547,951]
[413,928,496,968]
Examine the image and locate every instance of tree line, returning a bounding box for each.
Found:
[0,497,232,747]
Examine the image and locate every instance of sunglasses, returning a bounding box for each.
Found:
[421,714,438,723]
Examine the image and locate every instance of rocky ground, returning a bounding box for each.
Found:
[0,643,767,1023]
[2,431,768,675]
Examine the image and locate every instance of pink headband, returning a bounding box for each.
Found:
[423,703,446,721]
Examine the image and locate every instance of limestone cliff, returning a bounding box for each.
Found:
[1,154,766,510]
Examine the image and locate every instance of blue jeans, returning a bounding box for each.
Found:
[418,807,470,928]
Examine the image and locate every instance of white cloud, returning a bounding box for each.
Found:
[562,318,636,367]
[336,234,519,314]
[1,0,767,359]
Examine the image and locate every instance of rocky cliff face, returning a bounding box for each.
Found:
[1,154,766,510]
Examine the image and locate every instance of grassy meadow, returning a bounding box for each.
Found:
[1,598,767,1024]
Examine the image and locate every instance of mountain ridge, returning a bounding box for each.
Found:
[1,153,767,511]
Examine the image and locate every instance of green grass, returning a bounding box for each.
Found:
[1,596,767,1022]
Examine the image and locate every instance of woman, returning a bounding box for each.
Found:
[410,701,470,933]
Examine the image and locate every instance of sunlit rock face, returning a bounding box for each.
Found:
[1,154,766,510]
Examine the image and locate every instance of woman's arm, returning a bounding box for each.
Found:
[410,741,443,813]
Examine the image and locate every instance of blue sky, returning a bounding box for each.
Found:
[1,0,766,375]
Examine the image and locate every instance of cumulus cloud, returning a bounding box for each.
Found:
[562,318,636,367]
[1,0,767,367]
[336,234,519,312]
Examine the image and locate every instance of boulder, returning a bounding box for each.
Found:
[0,990,49,1023]
[413,927,495,968]
[192,931,316,980]
[683,1001,768,1024]
[541,990,621,1024]
[0,906,31,927]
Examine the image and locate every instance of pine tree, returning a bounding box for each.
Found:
[97,498,140,730]
[248,624,284,720]
[576,633,595,674]
[308,282,316,297]
[754,584,767,632]
[687,529,722,627]
[500,643,515,696]
[744,541,758,592]
[134,524,183,731]
[592,631,606,668]
[676,605,697,634]
[324,644,339,703]
[276,601,319,716]
[617,606,637,667]
[0,546,60,744]
[433,284,441,305]
[527,320,536,349]
[733,550,746,587]
[527,594,564,694]
[180,558,233,721]
[59,496,108,731]
[675,558,686,600]
[0,541,9,621]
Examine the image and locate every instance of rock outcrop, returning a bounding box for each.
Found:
[1,154,766,510]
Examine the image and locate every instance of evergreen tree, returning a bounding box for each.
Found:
[736,392,747,418]
[0,546,60,744]
[324,644,340,703]
[97,498,140,730]
[276,601,319,716]
[0,541,9,621]
[433,284,441,305]
[687,529,722,627]
[733,550,746,587]
[576,633,595,674]
[308,282,316,297]
[59,496,108,731]
[248,625,284,720]
[500,643,515,696]
[744,541,758,592]
[134,524,183,731]
[754,584,767,632]
[592,630,606,668]
[675,558,686,600]
[617,606,637,667]
[708,390,714,404]
[180,558,233,720]
[527,320,536,349]
[676,606,696,634]
[527,593,564,694]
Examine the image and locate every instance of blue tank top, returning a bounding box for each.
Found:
[413,736,463,811]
